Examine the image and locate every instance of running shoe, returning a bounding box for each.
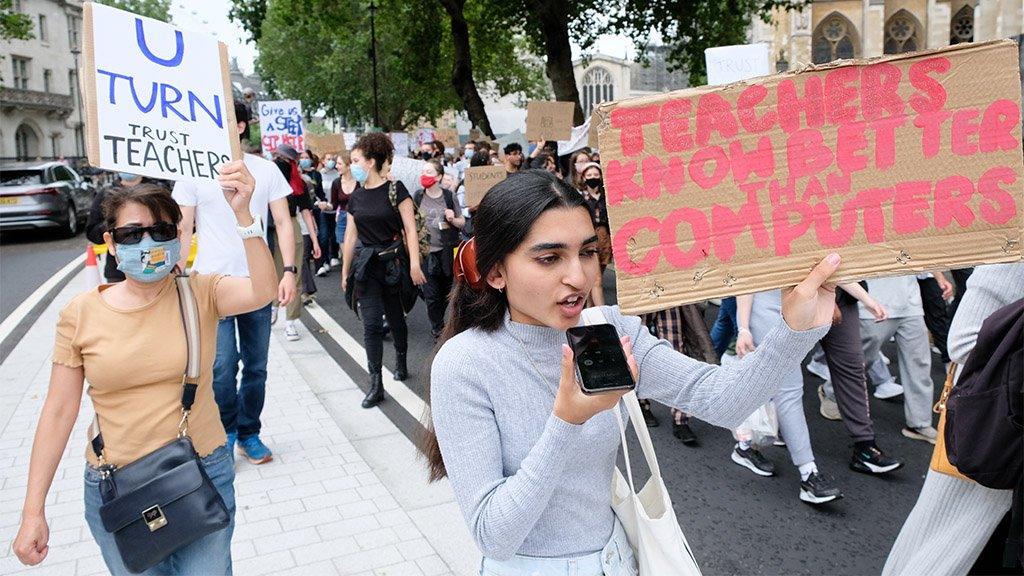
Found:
[330,258,340,266]
[673,421,698,445]
[873,381,904,400]
[238,435,273,465]
[850,444,903,474]
[731,446,775,477]
[285,322,300,341]
[818,384,841,421]
[902,426,938,444]
[799,472,843,504]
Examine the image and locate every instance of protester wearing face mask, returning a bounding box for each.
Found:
[12,177,277,574]
[315,153,342,276]
[569,149,593,191]
[415,158,465,339]
[341,133,426,409]
[86,172,161,284]
[422,170,841,571]
[418,143,434,161]
[431,140,447,165]
[579,163,609,308]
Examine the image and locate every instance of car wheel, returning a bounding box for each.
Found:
[62,203,79,237]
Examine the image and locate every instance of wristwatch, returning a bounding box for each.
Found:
[282,265,298,274]
[236,214,264,240]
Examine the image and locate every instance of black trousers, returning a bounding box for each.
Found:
[918,276,950,364]
[949,268,973,318]
[820,298,875,442]
[422,251,454,336]
[358,257,408,372]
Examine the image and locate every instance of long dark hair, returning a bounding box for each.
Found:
[421,170,589,482]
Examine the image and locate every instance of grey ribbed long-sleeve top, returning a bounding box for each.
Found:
[429,305,828,560]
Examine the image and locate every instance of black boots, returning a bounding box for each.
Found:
[393,352,409,381]
[362,368,384,409]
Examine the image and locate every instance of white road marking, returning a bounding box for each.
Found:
[0,253,85,343]
[304,304,428,423]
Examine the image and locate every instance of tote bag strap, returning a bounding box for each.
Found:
[580,308,664,483]
[89,273,200,466]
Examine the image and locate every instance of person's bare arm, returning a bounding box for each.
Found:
[269,198,296,306]
[341,213,358,293]
[13,364,84,566]
[398,197,426,285]
[735,294,755,357]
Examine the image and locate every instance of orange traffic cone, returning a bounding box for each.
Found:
[85,244,102,290]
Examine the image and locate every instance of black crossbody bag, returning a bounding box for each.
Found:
[88,274,230,574]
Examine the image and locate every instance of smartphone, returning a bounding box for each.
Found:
[565,324,636,395]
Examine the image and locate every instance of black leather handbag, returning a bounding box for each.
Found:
[89,274,230,574]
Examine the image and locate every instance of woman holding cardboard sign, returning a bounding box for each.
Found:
[421,170,841,572]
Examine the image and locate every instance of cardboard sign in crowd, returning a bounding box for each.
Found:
[595,40,1024,314]
[80,2,241,180]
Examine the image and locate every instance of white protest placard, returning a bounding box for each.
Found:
[415,128,436,149]
[81,2,240,180]
[343,132,358,151]
[258,100,304,154]
[704,43,772,87]
[388,156,426,194]
[390,132,410,155]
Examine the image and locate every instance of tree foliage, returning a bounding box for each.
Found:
[0,0,34,40]
[95,0,173,22]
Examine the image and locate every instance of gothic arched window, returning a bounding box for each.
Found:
[885,10,923,54]
[581,67,614,117]
[950,5,975,44]
[812,13,859,64]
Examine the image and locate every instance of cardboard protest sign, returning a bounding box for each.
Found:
[390,132,410,155]
[388,156,426,195]
[526,101,575,141]
[435,128,460,150]
[469,128,483,142]
[463,165,507,208]
[80,2,241,181]
[705,43,772,87]
[258,100,304,154]
[594,40,1024,314]
[305,133,345,155]
[415,128,436,149]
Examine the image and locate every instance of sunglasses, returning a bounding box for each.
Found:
[111,222,178,245]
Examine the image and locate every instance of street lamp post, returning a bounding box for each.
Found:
[368,1,381,130]
[70,48,84,157]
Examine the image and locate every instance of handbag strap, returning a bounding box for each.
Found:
[579,308,664,486]
[933,361,959,414]
[89,273,201,467]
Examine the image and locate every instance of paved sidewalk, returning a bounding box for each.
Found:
[0,272,479,576]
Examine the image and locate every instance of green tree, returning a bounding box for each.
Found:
[0,0,34,40]
[95,0,173,22]
[227,0,266,44]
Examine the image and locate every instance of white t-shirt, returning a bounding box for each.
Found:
[859,275,924,320]
[172,153,291,276]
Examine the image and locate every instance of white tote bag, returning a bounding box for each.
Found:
[612,391,703,575]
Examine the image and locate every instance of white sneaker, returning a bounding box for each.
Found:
[874,381,904,399]
[818,385,841,421]
[902,426,938,444]
[880,351,891,365]
[284,322,300,341]
[316,265,329,277]
[806,360,830,381]
[270,306,279,325]
[330,258,340,266]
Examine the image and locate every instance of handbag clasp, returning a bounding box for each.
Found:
[142,505,167,532]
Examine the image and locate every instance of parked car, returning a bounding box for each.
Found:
[0,161,93,237]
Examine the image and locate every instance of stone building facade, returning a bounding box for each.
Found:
[573,45,691,118]
[1,0,85,161]
[751,0,1022,70]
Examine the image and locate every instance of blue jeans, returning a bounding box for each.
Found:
[480,519,637,576]
[84,445,236,575]
[317,209,337,266]
[334,210,347,255]
[213,303,271,439]
[710,296,737,357]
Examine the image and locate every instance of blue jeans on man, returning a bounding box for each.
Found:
[213,303,272,440]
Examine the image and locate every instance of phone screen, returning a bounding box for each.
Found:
[566,324,635,393]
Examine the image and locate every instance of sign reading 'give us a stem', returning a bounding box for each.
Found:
[596,40,1024,313]
[82,1,241,181]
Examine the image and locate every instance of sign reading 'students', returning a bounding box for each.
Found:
[595,40,1024,314]
[81,2,241,181]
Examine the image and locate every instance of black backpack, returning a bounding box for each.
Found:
[945,298,1023,489]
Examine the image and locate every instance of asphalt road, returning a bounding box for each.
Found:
[0,229,86,320]
[305,265,947,575]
